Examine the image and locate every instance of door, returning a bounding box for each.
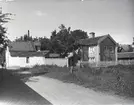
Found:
[103,46,113,61]
[82,46,89,61]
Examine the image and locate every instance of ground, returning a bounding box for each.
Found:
[7,64,134,105]
[26,76,134,105]
[0,69,52,105]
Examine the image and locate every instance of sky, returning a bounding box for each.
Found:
[0,0,134,44]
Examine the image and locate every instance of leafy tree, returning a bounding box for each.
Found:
[49,24,88,57]
[71,29,88,40]
[40,37,51,51]
[50,30,57,41]
[0,8,12,67]
[50,24,70,55]
[0,9,11,50]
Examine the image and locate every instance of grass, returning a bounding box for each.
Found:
[9,64,134,98]
[75,65,134,97]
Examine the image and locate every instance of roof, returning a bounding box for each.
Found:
[119,44,133,52]
[118,52,134,59]
[78,34,116,46]
[10,51,49,57]
[47,53,60,58]
[9,41,36,52]
[8,41,49,57]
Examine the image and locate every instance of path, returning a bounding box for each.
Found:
[26,76,134,105]
[0,69,52,105]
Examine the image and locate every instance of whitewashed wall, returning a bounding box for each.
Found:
[5,47,68,68]
[88,46,98,62]
[6,47,45,69]
[45,58,68,67]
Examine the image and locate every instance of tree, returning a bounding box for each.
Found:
[50,30,57,40]
[0,9,11,50]
[71,29,88,40]
[40,37,51,51]
[49,24,88,57]
[0,8,12,67]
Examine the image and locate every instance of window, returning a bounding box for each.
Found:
[104,46,107,50]
[26,57,29,63]
[89,47,94,53]
[109,46,114,53]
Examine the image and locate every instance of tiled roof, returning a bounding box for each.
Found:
[8,41,49,57]
[9,41,36,52]
[10,51,49,57]
[118,52,134,59]
[78,35,108,46]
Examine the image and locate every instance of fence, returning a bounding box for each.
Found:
[81,60,134,67]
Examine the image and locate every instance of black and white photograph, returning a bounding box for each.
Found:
[0,0,134,105]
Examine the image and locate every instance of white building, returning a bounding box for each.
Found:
[5,41,49,69]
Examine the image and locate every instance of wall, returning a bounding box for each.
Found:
[88,46,98,63]
[6,47,45,68]
[45,58,68,67]
[99,37,116,61]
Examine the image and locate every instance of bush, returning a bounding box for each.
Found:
[80,67,103,75]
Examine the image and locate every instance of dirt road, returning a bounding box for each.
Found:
[26,76,134,105]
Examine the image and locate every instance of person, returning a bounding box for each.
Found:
[77,47,83,68]
[67,49,80,73]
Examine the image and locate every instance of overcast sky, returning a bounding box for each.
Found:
[0,0,134,44]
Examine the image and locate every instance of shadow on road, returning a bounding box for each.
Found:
[0,69,52,105]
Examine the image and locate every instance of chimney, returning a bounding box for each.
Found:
[89,32,95,38]
[28,30,30,38]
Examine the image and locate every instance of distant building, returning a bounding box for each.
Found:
[117,37,134,60]
[118,44,133,52]
[117,44,133,60]
[78,33,117,65]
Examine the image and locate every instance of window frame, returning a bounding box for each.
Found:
[109,46,114,53]
[26,57,29,63]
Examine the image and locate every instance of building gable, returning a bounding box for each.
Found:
[98,35,117,45]
[78,34,116,46]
